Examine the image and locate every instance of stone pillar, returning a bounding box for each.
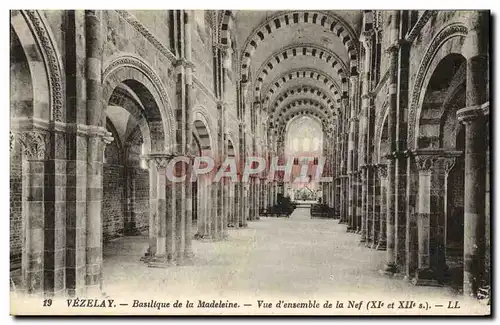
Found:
[356,171,362,232]
[149,157,169,265]
[395,152,407,267]
[365,165,374,247]
[195,176,204,237]
[17,132,48,295]
[457,105,487,296]
[350,172,358,231]
[412,151,455,286]
[458,11,489,295]
[211,179,219,237]
[174,162,186,260]
[84,10,104,295]
[372,165,381,249]
[405,154,419,280]
[339,176,345,223]
[377,164,388,250]
[248,177,255,220]
[360,166,367,242]
[381,10,399,275]
[142,159,158,261]
[182,10,194,260]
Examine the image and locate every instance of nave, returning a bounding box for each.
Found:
[100,207,486,315]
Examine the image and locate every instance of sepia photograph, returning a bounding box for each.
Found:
[8,7,492,316]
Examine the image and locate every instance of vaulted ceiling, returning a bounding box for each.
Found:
[229,10,363,138]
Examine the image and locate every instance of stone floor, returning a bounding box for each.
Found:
[102,207,489,315]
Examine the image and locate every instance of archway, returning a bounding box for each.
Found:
[10,11,55,294]
[191,109,218,239]
[414,52,466,286]
[285,115,324,202]
[101,57,174,287]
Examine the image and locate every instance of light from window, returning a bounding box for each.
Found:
[140,143,148,170]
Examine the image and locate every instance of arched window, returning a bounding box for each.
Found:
[293,138,299,152]
[303,138,310,152]
[312,137,319,151]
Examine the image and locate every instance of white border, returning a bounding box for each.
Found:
[2,2,498,324]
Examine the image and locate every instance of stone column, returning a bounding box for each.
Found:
[381,10,399,275]
[211,179,219,237]
[405,154,419,280]
[360,166,367,242]
[458,11,488,296]
[376,164,388,250]
[17,131,48,295]
[372,165,381,249]
[196,177,206,236]
[356,171,362,233]
[174,161,186,260]
[339,176,345,223]
[412,150,458,285]
[84,10,105,295]
[383,156,397,274]
[248,177,255,220]
[149,157,169,266]
[365,165,375,247]
[142,158,158,261]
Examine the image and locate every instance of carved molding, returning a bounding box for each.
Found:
[115,10,177,63]
[405,11,437,43]
[408,22,468,149]
[23,10,64,122]
[11,117,113,142]
[102,55,175,151]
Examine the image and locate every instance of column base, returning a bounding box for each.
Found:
[376,240,387,251]
[379,263,398,275]
[140,247,155,263]
[412,268,442,287]
[194,233,216,241]
[179,252,195,266]
[148,255,175,268]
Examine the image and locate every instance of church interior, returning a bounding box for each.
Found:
[10,10,490,303]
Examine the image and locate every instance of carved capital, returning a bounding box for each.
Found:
[145,153,177,170]
[360,30,374,48]
[15,131,49,160]
[442,157,457,176]
[414,155,440,173]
